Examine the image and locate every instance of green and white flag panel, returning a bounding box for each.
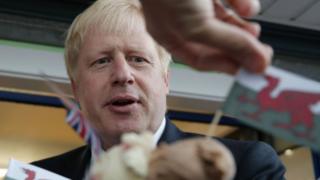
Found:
[223,66,320,151]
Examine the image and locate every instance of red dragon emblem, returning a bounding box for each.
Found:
[23,168,36,180]
[239,75,320,138]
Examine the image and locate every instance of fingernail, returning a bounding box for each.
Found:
[250,0,261,16]
[246,49,272,74]
[257,45,273,73]
[250,23,261,37]
[265,45,274,63]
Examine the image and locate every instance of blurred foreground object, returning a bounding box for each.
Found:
[88,132,154,180]
[88,133,235,180]
[141,0,272,74]
[148,138,235,180]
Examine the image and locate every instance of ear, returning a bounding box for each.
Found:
[71,78,79,102]
[164,70,170,94]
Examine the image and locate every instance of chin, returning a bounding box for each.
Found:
[115,120,147,133]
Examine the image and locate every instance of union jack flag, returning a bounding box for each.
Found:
[66,105,102,157]
[40,73,102,157]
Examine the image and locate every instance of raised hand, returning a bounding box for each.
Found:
[141,0,272,74]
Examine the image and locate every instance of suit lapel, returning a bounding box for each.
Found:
[72,146,92,180]
[158,119,195,144]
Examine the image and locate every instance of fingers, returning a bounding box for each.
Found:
[214,1,261,37]
[187,56,240,74]
[141,0,270,74]
[170,42,240,74]
[224,15,261,38]
[226,0,261,17]
[184,19,272,73]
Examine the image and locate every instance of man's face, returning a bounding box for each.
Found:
[72,26,169,144]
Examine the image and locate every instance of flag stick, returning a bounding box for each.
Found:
[39,71,75,109]
[206,109,223,138]
[39,71,102,156]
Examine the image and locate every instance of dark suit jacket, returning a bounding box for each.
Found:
[33,120,286,180]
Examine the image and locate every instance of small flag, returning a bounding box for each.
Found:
[40,73,102,157]
[66,105,102,156]
[223,66,320,150]
[5,159,70,180]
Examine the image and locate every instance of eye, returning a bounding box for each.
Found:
[96,57,111,64]
[91,57,111,68]
[127,56,149,64]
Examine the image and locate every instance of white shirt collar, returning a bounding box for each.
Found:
[91,117,166,157]
[152,117,166,147]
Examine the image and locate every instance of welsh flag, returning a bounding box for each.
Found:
[5,159,69,180]
[223,66,320,150]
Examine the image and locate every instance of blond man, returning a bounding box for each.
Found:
[33,0,285,179]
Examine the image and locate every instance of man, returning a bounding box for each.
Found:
[33,0,285,179]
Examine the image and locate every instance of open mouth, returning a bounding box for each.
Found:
[106,96,141,113]
[111,99,136,106]
[107,95,141,107]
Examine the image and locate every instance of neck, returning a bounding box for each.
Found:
[100,135,121,151]
[99,118,166,150]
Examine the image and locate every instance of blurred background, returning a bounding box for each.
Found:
[0,0,320,179]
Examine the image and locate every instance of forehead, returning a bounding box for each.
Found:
[85,9,145,40]
[79,25,159,59]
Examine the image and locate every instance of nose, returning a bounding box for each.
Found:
[111,55,134,86]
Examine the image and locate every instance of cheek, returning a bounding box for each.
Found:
[148,74,168,99]
[78,76,102,107]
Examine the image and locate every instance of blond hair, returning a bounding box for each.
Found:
[64,0,171,79]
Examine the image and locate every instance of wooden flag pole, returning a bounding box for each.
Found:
[206,109,223,138]
[39,71,75,109]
